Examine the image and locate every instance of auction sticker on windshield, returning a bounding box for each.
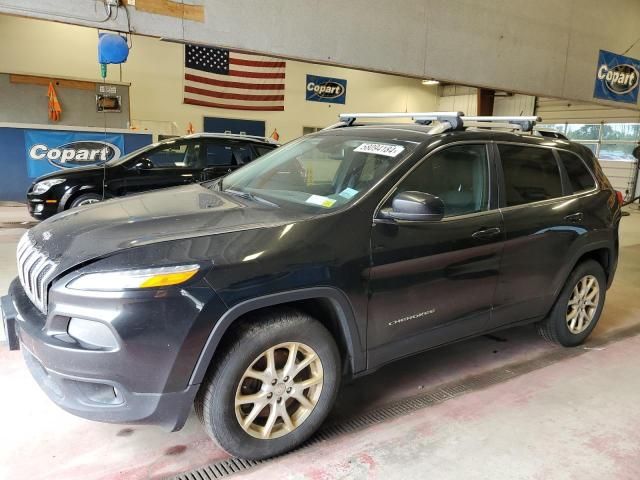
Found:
[354,143,405,157]
[339,187,359,199]
[306,195,336,208]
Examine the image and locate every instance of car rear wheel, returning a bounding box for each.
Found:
[537,259,606,347]
[195,308,341,460]
[70,193,102,208]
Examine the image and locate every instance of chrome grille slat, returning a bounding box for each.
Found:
[31,259,49,304]
[37,264,56,306]
[17,250,33,278]
[17,239,30,258]
[23,253,40,293]
[17,249,31,267]
[17,241,33,265]
[16,232,58,314]
[17,257,25,289]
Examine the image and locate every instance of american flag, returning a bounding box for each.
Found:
[183,44,286,111]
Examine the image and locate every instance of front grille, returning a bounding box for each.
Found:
[16,233,57,314]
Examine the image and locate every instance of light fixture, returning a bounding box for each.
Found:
[67,265,200,291]
[422,79,440,86]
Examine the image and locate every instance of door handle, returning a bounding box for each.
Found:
[472,227,501,240]
[564,213,584,223]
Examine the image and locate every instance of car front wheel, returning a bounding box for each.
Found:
[70,193,102,208]
[195,308,341,460]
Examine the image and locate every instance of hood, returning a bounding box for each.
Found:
[27,183,310,273]
[34,165,106,182]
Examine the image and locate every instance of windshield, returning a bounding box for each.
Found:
[105,141,163,166]
[218,134,417,211]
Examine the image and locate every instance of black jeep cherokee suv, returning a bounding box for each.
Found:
[2,113,622,460]
[26,133,278,220]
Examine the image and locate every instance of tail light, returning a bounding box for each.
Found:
[615,191,624,206]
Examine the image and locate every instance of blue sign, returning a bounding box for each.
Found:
[306,74,347,104]
[24,130,125,178]
[593,50,640,104]
[0,126,151,202]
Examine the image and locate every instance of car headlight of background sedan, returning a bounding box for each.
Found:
[67,264,200,291]
[32,178,65,194]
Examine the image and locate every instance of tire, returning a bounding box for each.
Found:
[70,193,102,209]
[195,308,341,460]
[537,260,606,347]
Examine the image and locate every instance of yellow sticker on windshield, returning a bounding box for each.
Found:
[306,195,336,208]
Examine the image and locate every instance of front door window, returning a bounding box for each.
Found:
[145,142,199,169]
[391,144,489,216]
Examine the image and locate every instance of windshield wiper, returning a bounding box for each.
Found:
[224,189,279,208]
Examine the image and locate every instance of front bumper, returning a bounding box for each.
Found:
[26,197,59,220]
[19,344,198,430]
[4,277,223,431]
[1,295,20,350]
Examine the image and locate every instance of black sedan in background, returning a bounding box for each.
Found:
[27,133,278,219]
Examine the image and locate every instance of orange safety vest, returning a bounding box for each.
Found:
[48,82,62,122]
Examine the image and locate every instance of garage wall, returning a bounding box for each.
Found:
[0,15,439,142]
[437,87,536,117]
[493,94,535,116]
[536,97,640,124]
[2,0,639,109]
[437,86,477,115]
[0,73,130,129]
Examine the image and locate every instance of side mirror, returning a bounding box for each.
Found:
[379,191,445,222]
[133,158,153,171]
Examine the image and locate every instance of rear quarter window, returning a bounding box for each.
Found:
[254,145,276,158]
[557,150,596,194]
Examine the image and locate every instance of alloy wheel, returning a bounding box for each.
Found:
[76,199,100,206]
[566,274,600,334]
[234,342,324,440]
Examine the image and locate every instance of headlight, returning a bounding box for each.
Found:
[67,264,200,291]
[33,178,65,194]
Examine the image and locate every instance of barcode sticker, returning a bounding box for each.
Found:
[354,143,405,157]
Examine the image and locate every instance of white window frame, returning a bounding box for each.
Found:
[538,122,640,162]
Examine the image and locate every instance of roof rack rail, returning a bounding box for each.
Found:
[338,112,464,129]
[332,112,541,133]
[462,115,541,132]
[185,132,279,144]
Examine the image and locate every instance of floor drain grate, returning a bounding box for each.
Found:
[175,458,262,479]
[171,322,640,480]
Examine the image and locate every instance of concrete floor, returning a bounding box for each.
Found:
[1,204,640,480]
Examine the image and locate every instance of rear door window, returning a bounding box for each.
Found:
[557,151,596,193]
[206,142,253,167]
[498,145,562,206]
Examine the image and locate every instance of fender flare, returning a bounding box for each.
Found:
[188,287,366,385]
[552,239,615,299]
[59,184,102,211]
